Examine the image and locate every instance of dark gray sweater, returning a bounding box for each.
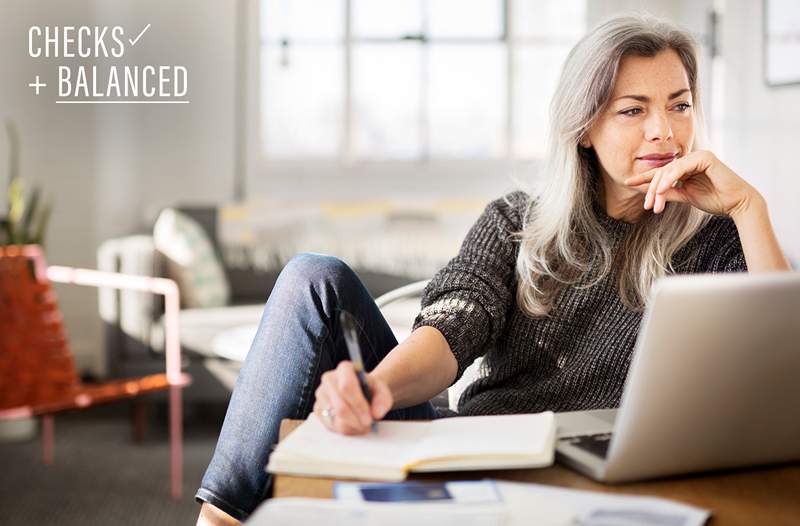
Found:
[412,190,747,416]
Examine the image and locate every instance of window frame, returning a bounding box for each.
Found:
[241,0,585,194]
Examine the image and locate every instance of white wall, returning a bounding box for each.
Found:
[718,0,800,263]
[1,0,100,371]
[93,0,237,235]
[1,0,238,374]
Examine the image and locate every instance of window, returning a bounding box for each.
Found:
[259,0,586,161]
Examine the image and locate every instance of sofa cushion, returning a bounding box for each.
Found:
[153,208,231,308]
[160,299,420,361]
[211,325,259,362]
[151,304,264,358]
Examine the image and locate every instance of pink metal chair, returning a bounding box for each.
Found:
[0,245,190,499]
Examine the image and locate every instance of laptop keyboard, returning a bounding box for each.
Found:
[562,433,613,458]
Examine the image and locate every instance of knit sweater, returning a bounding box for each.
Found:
[412,190,747,416]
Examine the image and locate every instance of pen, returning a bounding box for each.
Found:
[339,310,378,433]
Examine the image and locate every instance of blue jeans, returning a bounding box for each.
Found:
[195,253,441,521]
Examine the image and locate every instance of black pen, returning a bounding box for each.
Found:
[339,310,378,433]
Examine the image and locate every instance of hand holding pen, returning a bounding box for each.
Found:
[312,310,394,435]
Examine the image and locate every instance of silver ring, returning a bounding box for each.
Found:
[321,406,335,425]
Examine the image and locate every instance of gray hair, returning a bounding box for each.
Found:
[514,14,711,317]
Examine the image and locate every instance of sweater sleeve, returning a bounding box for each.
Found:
[703,216,748,273]
[412,191,524,384]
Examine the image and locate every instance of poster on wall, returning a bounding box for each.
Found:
[764,0,800,86]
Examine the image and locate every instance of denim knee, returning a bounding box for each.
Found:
[277,252,359,297]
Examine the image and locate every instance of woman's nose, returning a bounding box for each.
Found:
[644,111,673,142]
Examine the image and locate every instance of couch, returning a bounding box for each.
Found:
[97,205,462,405]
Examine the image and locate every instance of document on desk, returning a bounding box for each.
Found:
[245,498,510,526]
[267,412,555,481]
[246,493,577,526]
[495,481,710,526]
[332,480,709,526]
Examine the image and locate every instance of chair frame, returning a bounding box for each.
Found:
[0,245,189,499]
[374,279,430,309]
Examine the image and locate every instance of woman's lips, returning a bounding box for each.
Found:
[637,154,677,168]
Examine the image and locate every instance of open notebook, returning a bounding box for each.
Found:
[267,412,556,481]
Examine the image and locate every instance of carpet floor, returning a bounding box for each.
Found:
[0,402,227,526]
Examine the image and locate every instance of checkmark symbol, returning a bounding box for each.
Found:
[128,23,151,47]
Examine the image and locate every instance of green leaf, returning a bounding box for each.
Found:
[8,177,24,224]
[5,120,20,188]
[4,215,17,244]
[32,201,52,246]
[0,217,10,245]
[21,186,41,242]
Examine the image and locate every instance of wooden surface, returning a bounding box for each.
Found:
[274,419,800,526]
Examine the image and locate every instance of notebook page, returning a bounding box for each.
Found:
[275,414,433,468]
[413,413,555,459]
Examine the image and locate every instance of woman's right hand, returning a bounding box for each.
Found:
[313,360,394,435]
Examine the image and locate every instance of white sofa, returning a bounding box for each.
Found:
[97,203,484,408]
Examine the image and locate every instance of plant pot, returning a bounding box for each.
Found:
[0,417,38,443]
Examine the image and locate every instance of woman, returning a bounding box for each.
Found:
[196,14,791,525]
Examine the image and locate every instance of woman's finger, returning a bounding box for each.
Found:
[624,171,656,186]
[654,152,715,193]
[644,174,654,209]
[655,169,689,195]
[313,391,335,431]
[653,188,688,214]
[314,382,343,431]
[656,187,689,213]
[327,388,368,435]
[314,386,351,434]
[335,362,373,427]
[317,370,366,434]
[650,170,666,212]
[645,170,664,210]
[658,188,689,205]
[654,189,666,213]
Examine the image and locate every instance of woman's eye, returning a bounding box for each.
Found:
[674,102,692,112]
[620,108,642,116]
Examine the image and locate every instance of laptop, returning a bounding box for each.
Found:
[555,271,800,483]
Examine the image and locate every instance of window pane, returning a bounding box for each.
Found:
[429,44,506,158]
[262,0,344,41]
[512,0,586,39]
[352,0,422,38]
[512,46,573,158]
[352,44,422,159]
[429,0,503,39]
[262,45,343,157]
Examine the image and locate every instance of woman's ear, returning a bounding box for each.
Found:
[579,137,592,148]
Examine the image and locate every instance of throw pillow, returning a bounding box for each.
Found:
[153,208,230,308]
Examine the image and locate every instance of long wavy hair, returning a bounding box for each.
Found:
[515,14,712,317]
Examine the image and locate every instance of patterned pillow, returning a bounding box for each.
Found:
[153,208,230,308]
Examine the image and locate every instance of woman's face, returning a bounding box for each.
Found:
[584,48,695,203]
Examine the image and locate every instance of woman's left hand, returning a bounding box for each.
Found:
[623,150,759,218]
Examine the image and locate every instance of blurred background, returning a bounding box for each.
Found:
[1,0,798,524]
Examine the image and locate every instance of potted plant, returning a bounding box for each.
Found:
[1,121,51,246]
[0,119,52,442]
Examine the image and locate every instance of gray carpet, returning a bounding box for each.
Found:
[0,402,227,525]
